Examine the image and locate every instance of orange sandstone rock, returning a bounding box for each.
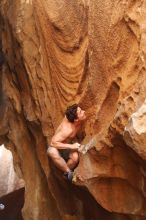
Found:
[0,0,146,220]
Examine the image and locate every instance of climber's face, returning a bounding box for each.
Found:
[76,107,86,121]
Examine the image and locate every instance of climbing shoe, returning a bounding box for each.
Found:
[63,170,74,182]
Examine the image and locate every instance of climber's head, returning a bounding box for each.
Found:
[65,104,86,123]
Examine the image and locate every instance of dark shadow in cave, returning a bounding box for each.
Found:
[0,187,25,220]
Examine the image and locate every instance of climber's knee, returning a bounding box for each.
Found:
[69,151,79,164]
[47,146,60,159]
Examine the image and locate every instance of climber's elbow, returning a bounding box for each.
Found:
[50,140,57,148]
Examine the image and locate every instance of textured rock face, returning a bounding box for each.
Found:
[124,99,146,160]
[0,0,146,220]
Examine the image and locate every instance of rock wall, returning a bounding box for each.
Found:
[0,0,146,220]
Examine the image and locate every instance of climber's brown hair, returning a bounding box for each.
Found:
[65,104,79,123]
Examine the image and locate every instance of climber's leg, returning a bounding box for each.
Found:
[47,146,70,173]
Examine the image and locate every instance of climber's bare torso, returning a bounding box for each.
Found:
[51,117,81,147]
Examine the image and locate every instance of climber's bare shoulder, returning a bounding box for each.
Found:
[51,118,74,144]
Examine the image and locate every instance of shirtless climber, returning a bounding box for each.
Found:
[47,104,86,181]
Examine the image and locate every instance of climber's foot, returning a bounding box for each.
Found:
[63,170,74,182]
